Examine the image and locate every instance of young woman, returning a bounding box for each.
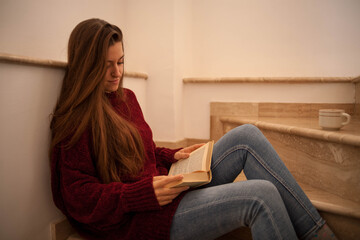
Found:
[50,18,337,240]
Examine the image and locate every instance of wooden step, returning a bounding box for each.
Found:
[219,116,360,203]
[215,121,359,239]
[301,183,360,240]
[210,102,360,240]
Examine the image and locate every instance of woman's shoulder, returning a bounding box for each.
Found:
[107,88,137,106]
[123,88,136,99]
[122,88,139,104]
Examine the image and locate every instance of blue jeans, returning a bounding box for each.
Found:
[170,124,325,240]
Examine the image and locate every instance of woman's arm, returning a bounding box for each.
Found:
[55,135,161,231]
[154,144,181,169]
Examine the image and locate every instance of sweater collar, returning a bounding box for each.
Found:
[105,91,118,99]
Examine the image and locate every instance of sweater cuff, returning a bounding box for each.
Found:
[121,177,161,212]
[156,147,182,164]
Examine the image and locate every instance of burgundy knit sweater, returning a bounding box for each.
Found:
[51,88,184,240]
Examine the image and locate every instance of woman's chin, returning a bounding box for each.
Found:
[105,81,120,92]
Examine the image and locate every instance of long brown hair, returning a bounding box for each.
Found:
[50,18,145,183]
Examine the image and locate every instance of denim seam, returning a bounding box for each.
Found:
[300,218,326,240]
[176,195,283,240]
[246,145,321,226]
[213,144,322,230]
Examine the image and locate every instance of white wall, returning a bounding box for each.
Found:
[0,0,126,61]
[174,0,193,141]
[123,0,179,141]
[0,63,64,240]
[191,0,360,77]
[123,0,193,141]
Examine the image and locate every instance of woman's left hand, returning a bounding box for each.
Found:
[174,143,205,160]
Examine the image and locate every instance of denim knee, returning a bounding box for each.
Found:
[245,180,285,223]
[249,179,281,202]
[244,180,298,239]
[230,124,265,146]
[237,123,259,132]
[233,124,261,137]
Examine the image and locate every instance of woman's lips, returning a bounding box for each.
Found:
[108,79,119,84]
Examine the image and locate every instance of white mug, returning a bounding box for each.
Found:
[319,109,351,130]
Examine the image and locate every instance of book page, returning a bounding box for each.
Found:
[169,144,206,175]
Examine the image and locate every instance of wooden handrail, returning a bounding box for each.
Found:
[183,76,358,84]
[0,52,148,80]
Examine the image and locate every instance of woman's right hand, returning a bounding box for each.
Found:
[153,175,189,206]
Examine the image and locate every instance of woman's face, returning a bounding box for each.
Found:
[104,41,124,92]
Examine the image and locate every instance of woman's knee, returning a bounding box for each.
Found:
[238,124,259,132]
[231,124,260,137]
[247,180,282,203]
[229,180,284,225]
[229,124,265,144]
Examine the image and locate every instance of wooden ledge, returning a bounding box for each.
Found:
[300,182,360,219]
[0,52,148,80]
[183,76,358,84]
[0,52,66,69]
[353,76,360,83]
[220,117,360,147]
[123,71,148,80]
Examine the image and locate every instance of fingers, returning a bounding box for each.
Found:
[174,151,190,160]
[174,143,206,160]
[185,143,205,153]
[153,174,183,185]
[156,187,187,206]
[181,144,205,154]
[153,175,189,206]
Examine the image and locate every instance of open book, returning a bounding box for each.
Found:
[166,141,214,188]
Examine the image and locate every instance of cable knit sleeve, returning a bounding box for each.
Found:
[154,142,182,170]
[56,132,161,231]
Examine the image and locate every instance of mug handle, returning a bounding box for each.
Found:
[341,113,351,126]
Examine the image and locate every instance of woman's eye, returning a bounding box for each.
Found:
[117,61,124,65]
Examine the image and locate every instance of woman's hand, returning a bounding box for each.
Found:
[153,175,189,206]
[152,144,204,206]
[174,143,205,160]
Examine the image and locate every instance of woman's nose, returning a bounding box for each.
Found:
[112,65,122,77]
